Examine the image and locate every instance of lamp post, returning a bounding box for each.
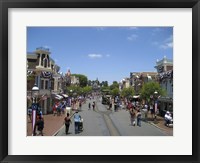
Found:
[154,91,158,123]
[31,84,39,136]
[69,89,73,107]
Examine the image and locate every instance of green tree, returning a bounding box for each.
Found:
[111,88,120,97]
[27,74,35,81]
[71,74,88,87]
[100,81,108,87]
[140,82,166,102]
[82,86,92,95]
[104,81,108,87]
[66,85,80,96]
[88,80,92,86]
[110,81,119,90]
[121,87,135,98]
[101,86,110,91]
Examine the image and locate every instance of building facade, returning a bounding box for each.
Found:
[130,72,158,95]
[27,47,63,114]
[155,56,173,115]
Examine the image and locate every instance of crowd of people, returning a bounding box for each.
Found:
[28,93,173,136]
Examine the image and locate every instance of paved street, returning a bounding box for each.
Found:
[56,97,169,136]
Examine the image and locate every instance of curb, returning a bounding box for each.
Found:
[53,110,76,136]
[147,121,165,131]
[146,121,173,136]
[53,125,65,136]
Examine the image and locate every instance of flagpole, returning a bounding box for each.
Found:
[31,84,39,136]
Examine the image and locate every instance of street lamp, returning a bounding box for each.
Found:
[154,91,158,123]
[31,84,39,136]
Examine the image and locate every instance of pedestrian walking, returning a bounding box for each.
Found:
[35,116,44,136]
[79,101,82,110]
[150,104,154,119]
[88,102,91,110]
[64,113,72,134]
[92,101,95,111]
[53,103,57,116]
[74,111,81,134]
[129,108,136,126]
[136,109,142,127]
[57,103,61,116]
[61,101,66,115]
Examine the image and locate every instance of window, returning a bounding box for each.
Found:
[45,80,48,89]
[41,54,45,66]
[40,80,44,89]
[43,58,48,68]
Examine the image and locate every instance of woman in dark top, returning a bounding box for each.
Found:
[36,116,44,136]
[64,113,71,134]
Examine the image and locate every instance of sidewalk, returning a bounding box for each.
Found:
[111,107,173,136]
[143,113,173,136]
[27,113,66,136]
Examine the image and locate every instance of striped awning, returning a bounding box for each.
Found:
[62,94,68,98]
[52,93,63,100]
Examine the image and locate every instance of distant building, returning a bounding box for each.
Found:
[120,78,130,90]
[130,72,158,95]
[155,56,173,115]
[65,69,71,86]
[71,75,80,85]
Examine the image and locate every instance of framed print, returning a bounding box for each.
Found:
[0,0,199,162]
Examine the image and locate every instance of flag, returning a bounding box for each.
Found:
[32,109,36,136]
[155,102,157,114]
[31,103,38,136]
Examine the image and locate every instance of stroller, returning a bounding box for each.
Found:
[79,117,84,131]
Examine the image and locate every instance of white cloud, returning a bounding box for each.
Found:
[160,35,173,49]
[88,54,103,59]
[152,35,173,50]
[160,42,173,49]
[106,54,111,57]
[127,34,138,41]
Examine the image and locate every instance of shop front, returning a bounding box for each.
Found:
[158,96,173,117]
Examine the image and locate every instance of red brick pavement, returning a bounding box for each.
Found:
[27,113,66,136]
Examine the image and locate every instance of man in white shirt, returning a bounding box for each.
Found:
[164,111,173,126]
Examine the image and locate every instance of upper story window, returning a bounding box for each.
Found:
[43,58,48,68]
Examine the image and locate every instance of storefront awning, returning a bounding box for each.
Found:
[133,95,140,98]
[62,94,68,98]
[51,94,63,100]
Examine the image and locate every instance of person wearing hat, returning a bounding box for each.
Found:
[164,111,173,126]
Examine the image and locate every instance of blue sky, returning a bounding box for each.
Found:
[27,27,173,84]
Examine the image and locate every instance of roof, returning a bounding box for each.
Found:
[27,54,37,59]
[156,57,173,66]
